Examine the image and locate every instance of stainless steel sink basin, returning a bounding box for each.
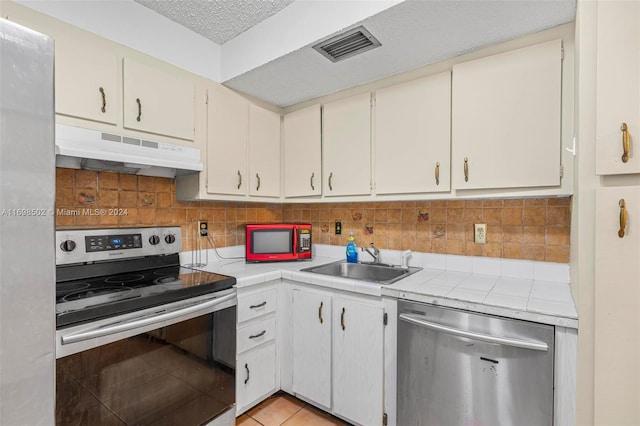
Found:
[301,261,422,285]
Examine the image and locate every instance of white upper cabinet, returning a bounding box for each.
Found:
[249,104,281,198]
[596,1,640,175]
[452,39,563,190]
[55,36,118,125]
[375,72,452,194]
[206,84,248,196]
[283,105,322,198]
[323,93,372,197]
[123,58,195,141]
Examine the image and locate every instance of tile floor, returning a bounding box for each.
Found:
[236,393,350,426]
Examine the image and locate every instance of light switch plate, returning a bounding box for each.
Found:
[474,223,487,244]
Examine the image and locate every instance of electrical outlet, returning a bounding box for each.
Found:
[335,221,342,235]
[474,223,487,244]
[198,221,208,237]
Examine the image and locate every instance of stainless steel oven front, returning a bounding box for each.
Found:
[55,227,238,426]
[56,291,237,426]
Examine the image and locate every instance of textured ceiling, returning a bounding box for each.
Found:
[224,0,576,107]
[135,0,296,44]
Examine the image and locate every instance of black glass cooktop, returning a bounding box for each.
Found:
[56,258,235,329]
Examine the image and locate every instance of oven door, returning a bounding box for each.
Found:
[56,290,236,426]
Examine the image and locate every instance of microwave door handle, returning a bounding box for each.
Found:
[61,292,236,345]
[293,227,298,256]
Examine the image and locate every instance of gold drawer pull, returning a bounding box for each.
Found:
[619,198,627,238]
[464,157,469,182]
[621,123,630,163]
[435,162,440,186]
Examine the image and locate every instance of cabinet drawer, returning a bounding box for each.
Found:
[238,288,277,323]
[237,342,276,413]
[237,317,276,354]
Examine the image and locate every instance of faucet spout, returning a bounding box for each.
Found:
[363,243,381,263]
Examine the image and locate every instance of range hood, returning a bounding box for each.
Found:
[55,124,203,178]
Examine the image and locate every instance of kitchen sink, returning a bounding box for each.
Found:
[301,261,422,285]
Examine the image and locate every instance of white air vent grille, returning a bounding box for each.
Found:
[313,26,381,63]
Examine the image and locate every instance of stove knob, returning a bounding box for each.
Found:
[60,240,76,252]
[148,235,160,245]
[165,234,176,244]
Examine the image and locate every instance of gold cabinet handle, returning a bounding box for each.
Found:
[136,98,142,122]
[99,87,106,113]
[310,172,315,191]
[340,307,345,330]
[237,170,242,190]
[329,172,333,191]
[621,123,630,163]
[464,157,469,182]
[256,173,261,191]
[318,301,323,324]
[619,198,627,238]
[435,162,440,186]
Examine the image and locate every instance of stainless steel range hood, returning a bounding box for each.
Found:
[55,124,203,178]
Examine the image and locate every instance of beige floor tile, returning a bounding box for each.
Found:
[236,414,261,426]
[247,394,306,426]
[282,406,349,426]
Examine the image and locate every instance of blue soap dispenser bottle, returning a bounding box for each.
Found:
[346,232,358,263]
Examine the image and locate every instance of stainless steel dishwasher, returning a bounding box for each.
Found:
[397,300,554,426]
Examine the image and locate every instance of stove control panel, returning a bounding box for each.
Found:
[55,226,182,265]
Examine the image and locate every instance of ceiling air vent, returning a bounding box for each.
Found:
[313,26,381,63]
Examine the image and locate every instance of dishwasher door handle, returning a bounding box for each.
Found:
[399,313,548,352]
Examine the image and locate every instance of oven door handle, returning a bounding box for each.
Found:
[61,292,236,346]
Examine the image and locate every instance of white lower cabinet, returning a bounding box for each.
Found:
[291,288,332,408]
[333,297,384,426]
[285,283,386,426]
[236,285,278,415]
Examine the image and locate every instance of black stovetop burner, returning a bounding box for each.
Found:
[55,254,235,329]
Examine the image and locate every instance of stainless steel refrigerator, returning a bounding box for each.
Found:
[0,18,55,425]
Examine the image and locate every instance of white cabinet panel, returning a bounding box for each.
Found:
[333,297,384,426]
[452,40,562,190]
[291,289,332,408]
[375,72,451,194]
[236,342,276,412]
[594,186,640,425]
[55,37,118,125]
[596,1,640,175]
[122,58,194,141]
[206,85,248,196]
[283,105,322,197]
[323,93,372,197]
[249,104,281,198]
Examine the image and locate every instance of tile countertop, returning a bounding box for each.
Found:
[182,245,578,329]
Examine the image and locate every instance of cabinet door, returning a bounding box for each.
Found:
[595,2,640,175]
[333,297,384,426]
[594,186,640,425]
[249,104,281,197]
[452,40,562,190]
[283,105,322,197]
[291,289,332,408]
[236,342,276,413]
[375,72,451,194]
[55,36,118,125]
[123,58,194,141]
[323,93,371,196]
[206,85,248,196]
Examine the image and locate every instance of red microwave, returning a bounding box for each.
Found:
[245,223,312,262]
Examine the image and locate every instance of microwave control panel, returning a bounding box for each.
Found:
[298,229,311,252]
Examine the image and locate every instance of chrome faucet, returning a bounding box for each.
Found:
[362,243,381,263]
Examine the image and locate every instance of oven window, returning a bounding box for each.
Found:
[56,307,236,425]
[251,229,293,254]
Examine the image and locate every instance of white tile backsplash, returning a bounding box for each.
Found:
[501,258,535,279]
[472,257,502,275]
[446,255,473,272]
[419,253,447,269]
